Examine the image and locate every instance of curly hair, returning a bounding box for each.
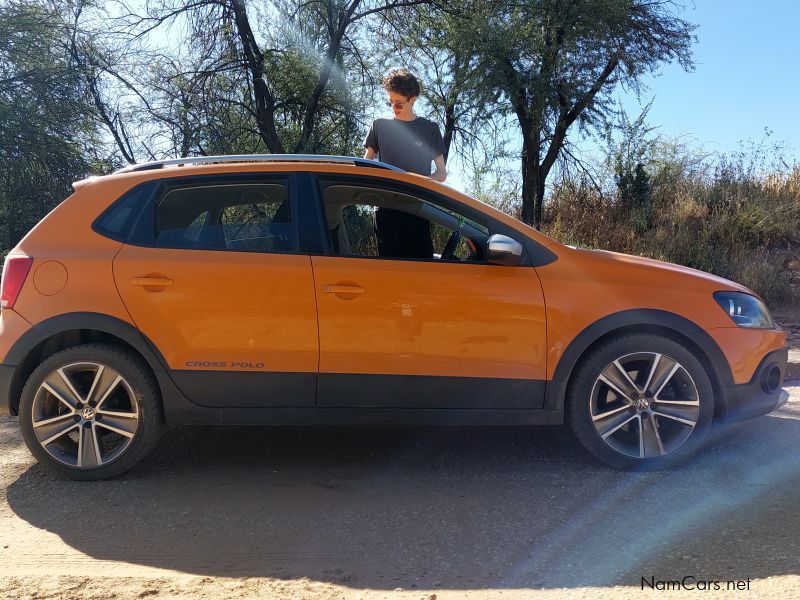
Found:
[382,68,421,98]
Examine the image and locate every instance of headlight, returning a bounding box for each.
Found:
[713,291,775,328]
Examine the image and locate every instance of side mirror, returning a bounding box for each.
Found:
[486,234,524,266]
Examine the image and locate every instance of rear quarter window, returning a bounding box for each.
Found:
[93,181,159,242]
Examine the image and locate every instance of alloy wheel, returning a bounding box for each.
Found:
[589,352,701,460]
[30,362,140,469]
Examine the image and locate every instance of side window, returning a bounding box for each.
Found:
[430,222,472,260]
[181,211,209,244]
[154,181,293,252]
[322,183,489,262]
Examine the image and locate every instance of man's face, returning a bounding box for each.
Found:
[386,91,416,118]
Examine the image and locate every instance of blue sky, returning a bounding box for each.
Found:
[619,0,800,157]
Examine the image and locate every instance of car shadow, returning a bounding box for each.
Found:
[6,405,800,590]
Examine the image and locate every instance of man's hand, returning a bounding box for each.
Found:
[430,154,447,182]
[364,147,377,160]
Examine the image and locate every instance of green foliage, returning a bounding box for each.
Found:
[617,162,652,233]
[264,45,362,155]
[447,0,695,227]
[467,167,523,219]
[342,205,378,256]
[0,0,96,251]
[606,102,656,231]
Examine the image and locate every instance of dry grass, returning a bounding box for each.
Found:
[542,162,800,307]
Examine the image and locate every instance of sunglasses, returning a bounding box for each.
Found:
[385,99,408,108]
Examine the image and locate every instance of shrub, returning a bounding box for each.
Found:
[540,145,800,307]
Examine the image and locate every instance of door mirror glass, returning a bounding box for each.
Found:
[487,234,524,266]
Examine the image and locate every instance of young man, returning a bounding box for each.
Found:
[363,69,447,182]
[362,69,447,260]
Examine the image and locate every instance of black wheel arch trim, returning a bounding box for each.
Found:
[544,308,734,412]
[3,312,172,416]
[4,312,168,371]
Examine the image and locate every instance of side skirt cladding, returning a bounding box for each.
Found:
[317,373,545,409]
[161,371,555,424]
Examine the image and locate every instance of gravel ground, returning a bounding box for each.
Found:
[1,385,799,599]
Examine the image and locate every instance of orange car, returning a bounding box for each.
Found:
[0,155,788,479]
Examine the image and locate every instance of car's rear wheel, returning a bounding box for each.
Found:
[566,333,714,470]
[19,344,163,480]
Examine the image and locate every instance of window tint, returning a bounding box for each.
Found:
[322,184,488,262]
[154,182,293,252]
[341,204,379,256]
[94,181,158,241]
[182,211,208,243]
[430,221,472,260]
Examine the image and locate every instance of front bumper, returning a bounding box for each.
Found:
[717,346,789,424]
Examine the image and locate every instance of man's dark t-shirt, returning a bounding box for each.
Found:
[364,117,445,175]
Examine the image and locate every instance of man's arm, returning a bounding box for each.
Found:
[364,121,378,159]
[431,154,447,182]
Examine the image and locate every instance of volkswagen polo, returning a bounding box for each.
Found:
[0,155,789,479]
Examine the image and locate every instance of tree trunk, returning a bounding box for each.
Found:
[229,0,284,154]
[534,167,545,228]
[442,102,456,163]
[295,39,341,152]
[295,0,362,152]
[520,133,544,228]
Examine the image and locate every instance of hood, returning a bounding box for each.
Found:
[573,247,755,296]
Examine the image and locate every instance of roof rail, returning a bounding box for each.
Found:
[114,154,405,174]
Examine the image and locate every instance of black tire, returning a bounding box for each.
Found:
[566,333,714,470]
[19,343,163,480]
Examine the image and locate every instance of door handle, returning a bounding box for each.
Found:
[131,277,174,287]
[323,284,365,295]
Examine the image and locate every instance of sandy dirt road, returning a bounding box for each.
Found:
[1,385,799,599]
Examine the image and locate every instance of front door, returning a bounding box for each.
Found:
[311,177,547,409]
[113,174,318,408]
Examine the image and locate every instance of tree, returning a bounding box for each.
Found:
[375,2,511,170]
[454,0,694,227]
[0,0,98,250]
[113,0,440,158]
[605,102,657,230]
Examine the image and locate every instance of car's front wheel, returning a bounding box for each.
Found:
[566,333,715,470]
[19,344,163,480]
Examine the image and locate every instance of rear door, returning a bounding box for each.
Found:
[309,174,548,409]
[113,173,319,408]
